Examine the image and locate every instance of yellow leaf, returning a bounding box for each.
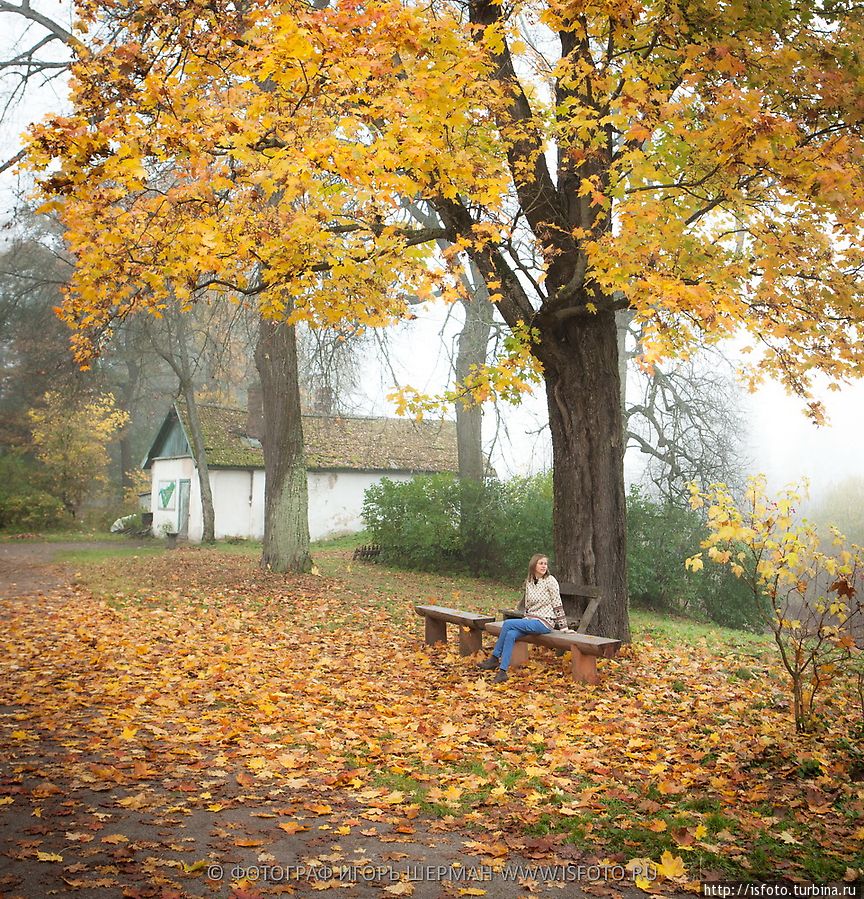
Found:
[37,851,63,862]
[277,822,308,835]
[0,797,13,806]
[694,824,708,839]
[121,726,137,740]
[685,554,703,572]
[385,882,415,895]
[458,890,487,896]
[183,859,209,874]
[656,851,686,881]
[647,819,667,832]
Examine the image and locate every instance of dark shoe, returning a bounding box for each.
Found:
[494,669,509,683]
[477,655,499,670]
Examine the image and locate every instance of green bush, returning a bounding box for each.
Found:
[362,473,554,579]
[0,452,69,531]
[627,485,766,631]
[362,475,765,631]
[362,475,463,569]
[0,490,68,531]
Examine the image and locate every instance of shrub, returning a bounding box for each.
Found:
[0,452,69,532]
[362,473,554,579]
[363,475,769,632]
[688,476,864,733]
[0,490,68,531]
[362,475,462,570]
[627,487,705,613]
[626,486,766,631]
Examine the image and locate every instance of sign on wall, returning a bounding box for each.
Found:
[158,480,177,511]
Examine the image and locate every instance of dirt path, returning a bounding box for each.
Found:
[0,542,75,598]
[0,541,150,599]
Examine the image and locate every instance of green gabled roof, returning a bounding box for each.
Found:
[146,401,458,473]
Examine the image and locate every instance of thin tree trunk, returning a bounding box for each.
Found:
[180,381,216,543]
[538,308,630,642]
[255,315,312,573]
[173,315,216,543]
[455,263,493,482]
[615,307,634,414]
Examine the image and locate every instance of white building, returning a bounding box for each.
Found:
[143,400,458,542]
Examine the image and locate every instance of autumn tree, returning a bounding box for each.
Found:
[405,0,864,640]
[689,477,864,733]
[22,0,864,628]
[28,390,128,517]
[23,1,477,573]
[0,232,80,447]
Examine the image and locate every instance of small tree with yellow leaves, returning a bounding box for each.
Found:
[29,392,129,519]
[687,476,864,733]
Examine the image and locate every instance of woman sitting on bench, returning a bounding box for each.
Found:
[477,553,568,682]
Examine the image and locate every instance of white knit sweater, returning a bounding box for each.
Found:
[519,575,567,629]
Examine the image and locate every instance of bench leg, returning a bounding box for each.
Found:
[424,617,447,646]
[508,641,531,668]
[458,627,483,656]
[570,648,598,684]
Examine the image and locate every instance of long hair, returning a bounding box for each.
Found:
[527,553,548,584]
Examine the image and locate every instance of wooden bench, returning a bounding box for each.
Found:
[414,605,495,656]
[484,621,621,684]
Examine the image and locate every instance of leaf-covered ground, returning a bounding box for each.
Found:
[1,543,862,897]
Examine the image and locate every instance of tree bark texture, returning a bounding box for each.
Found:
[255,315,312,573]
[455,265,493,483]
[181,382,216,543]
[172,313,216,543]
[537,309,630,642]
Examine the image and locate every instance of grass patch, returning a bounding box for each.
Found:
[630,609,771,650]
[57,545,166,565]
[0,529,134,543]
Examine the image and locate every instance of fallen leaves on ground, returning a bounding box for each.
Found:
[1,547,862,896]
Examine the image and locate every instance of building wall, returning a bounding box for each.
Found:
[308,470,413,540]
[149,457,195,537]
[149,462,414,543]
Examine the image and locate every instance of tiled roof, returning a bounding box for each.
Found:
[172,402,458,473]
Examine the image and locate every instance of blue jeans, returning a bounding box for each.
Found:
[493,618,551,670]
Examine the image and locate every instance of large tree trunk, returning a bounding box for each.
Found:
[255,315,312,573]
[538,308,630,642]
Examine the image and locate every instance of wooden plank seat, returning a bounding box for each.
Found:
[414,605,496,656]
[483,621,621,684]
